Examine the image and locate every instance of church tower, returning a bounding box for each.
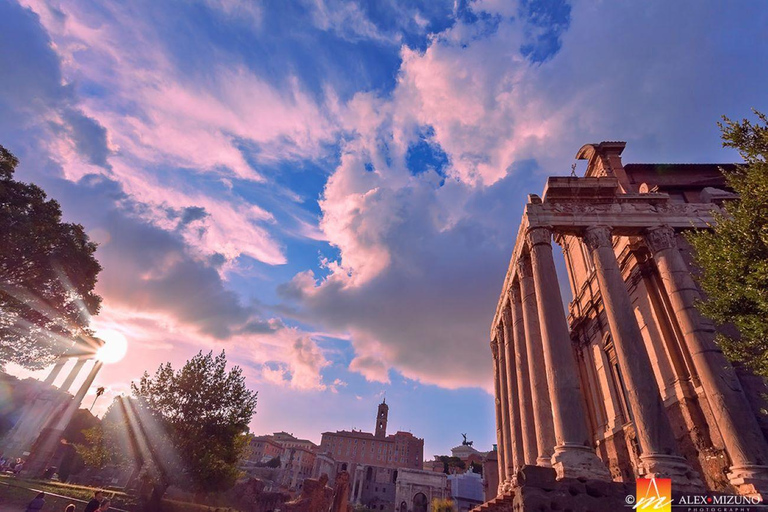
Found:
[375,398,388,438]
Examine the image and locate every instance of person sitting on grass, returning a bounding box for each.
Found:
[25,492,45,511]
[84,490,104,512]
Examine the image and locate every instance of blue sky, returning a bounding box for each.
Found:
[1,0,767,457]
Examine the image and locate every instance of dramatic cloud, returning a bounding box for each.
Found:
[3,0,768,453]
[282,0,768,390]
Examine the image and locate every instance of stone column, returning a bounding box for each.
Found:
[646,225,768,496]
[526,226,610,480]
[59,358,87,392]
[491,339,506,494]
[508,285,537,465]
[583,225,702,490]
[517,256,557,467]
[43,358,67,386]
[502,307,524,476]
[496,325,516,488]
[25,360,103,476]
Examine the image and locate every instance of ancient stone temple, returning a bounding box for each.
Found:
[478,142,768,510]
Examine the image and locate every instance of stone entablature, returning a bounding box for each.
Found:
[485,141,768,503]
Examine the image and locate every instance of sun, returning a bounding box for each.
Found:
[95,329,128,364]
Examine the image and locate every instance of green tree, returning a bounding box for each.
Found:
[687,110,768,378]
[437,455,465,474]
[131,350,258,495]
[0,145,101,369]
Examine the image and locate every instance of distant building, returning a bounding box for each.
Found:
[394,468,448,512]
[270,431,318,451]
[350,465,399,512]
[280,446,316,491]
[320,399,424,471]
[447,471,484,512]
[311,452,336,485]
[245,435,283,465]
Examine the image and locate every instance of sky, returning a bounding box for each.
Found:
[1,0,767,458]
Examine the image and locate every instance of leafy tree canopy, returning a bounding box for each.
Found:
[131,350,258,493]
[0,144,101,369]
[687,110,768,378]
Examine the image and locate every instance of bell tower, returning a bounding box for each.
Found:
[375,398,388,438]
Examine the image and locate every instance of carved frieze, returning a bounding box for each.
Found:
[543,200,719,218]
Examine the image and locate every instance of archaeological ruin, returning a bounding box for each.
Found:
[478,141,768,510]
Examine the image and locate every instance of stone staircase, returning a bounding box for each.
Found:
[470,492,514,512]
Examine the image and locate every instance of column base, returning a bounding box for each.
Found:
[551,443,610,481]
[728,464,768,499]
[638,454,704,493]
[536,455,552,467]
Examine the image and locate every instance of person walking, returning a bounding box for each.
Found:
[25,492,45,511]
[84,490,104,512]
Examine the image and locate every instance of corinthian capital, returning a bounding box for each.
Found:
[515,255,532,280]
[507,279,522,304]
[490,338,499,359]
[644,225,677,253]
[525,227,552,249]
[582,225,613,251]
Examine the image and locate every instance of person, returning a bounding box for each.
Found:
[66,505,76,512]
[84,490,104,512]
[97,499,111,511]
[25,492,45,511]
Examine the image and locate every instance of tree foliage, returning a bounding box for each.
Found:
[687,110,768,378]
[436,455,466,474]
[431,498,456,512]
[131,350,258,493]
[73,400,130,471]
[0,144,101,369]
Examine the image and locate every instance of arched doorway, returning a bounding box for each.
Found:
[399,501,408,512]
[413,492,428,512]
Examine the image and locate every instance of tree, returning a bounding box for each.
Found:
[437,455,465,474]
[0,144,101,369]
[687,110,768,378]
[431,498,456,512]
[131,350,258,494]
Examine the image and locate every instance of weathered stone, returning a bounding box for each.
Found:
[482,141,768,508]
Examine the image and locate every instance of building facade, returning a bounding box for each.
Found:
[320,400,424,470]
[487,142,768,500]
[394,468,448,512]
[245,435,284,464]
[448,471,484,512]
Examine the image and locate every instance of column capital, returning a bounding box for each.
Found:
[490,338,500,358]
[525,227,552,249]
[501,301,514,330]
[644,225,677,253]
[515,255,533,280]
[582,225,613,251]
[508,279,522,304]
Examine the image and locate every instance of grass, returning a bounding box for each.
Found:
[0,475,240,511]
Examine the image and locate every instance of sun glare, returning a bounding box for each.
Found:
[96,329,128,364]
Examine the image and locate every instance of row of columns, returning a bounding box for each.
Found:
[492,224,768,496]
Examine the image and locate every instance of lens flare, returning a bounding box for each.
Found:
[96,329,128,363]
